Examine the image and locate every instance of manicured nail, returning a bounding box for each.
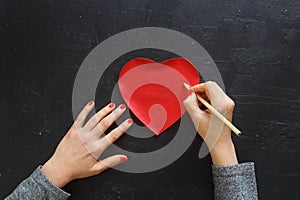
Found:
[109,103,115,108]
[120,156,128,162]
[189,92,193,96]
[88,101,94,106]
[120,104,126,110]
[127,118,133,124]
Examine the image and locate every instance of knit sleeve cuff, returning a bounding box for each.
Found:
[212,162,255,177]
[32,166,70,199]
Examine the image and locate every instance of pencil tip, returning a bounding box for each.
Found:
[183,82,190,90]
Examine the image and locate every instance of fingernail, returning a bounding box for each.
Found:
[120,104,126,110]
[88,101,94,106]
[189,92,193,96]
[109,103,115,108]
[127,118,133,124]
[120,156,128,162]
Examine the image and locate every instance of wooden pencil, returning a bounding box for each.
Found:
[183,83,242,136]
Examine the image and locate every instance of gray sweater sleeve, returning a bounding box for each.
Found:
[5,166,70,200]
[5,163,257,199]
[212,162,258,200]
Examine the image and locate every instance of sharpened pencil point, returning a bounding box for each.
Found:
[183,82,191,90]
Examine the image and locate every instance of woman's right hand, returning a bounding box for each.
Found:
[183,81,238,166]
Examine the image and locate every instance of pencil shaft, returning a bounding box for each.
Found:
[195,94,241,136]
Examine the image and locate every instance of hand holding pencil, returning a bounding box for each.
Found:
[183,81,239,166]
[183,82,242,136]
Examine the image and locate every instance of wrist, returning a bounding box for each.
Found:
[210,139,238,166]
[41,158,73,188]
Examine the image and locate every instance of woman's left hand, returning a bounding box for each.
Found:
[41,101,132,188]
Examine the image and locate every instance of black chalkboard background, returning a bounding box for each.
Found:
[1,0,300,199]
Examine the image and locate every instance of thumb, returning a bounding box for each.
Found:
[183,93,205,128]
[92,155,128,174]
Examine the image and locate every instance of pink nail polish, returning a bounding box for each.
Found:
[120,156,128,162]
[109,103,114,108]
[120,104,126,110]
[127,118,133,124]
[88,101,94,106]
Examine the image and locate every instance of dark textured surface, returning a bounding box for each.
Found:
[1,0,300,199]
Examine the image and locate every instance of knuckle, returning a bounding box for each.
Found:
[94,124,104,134]
[111,132,120,141]
[94,164,105,174]
[118,125,126,134]
[207,81,217,88]
[108,130,122,142]
[69,125,79,135]
[227,100,235,110]
[83,106,90,113]
[206,81,214,85]
[95,110,104,118]
[101,107,110,115]
[100,118,111,128]
[90,116,99,124]
[75,116,83,124]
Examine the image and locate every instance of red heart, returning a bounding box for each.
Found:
[118,58,200,135]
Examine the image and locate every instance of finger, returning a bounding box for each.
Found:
[84,102,115,131]
[96,118,132,154]
[192,81,228,108]
[91,155,128,174]
[191,83,211,106]
[224,97,235,119]
[191,83,209,94]
[74,101,95,128]
[202,82,228,114]
[88,118,132,159]
[92,104,127,137]
[183,93,206,128]
[191,81,223,99]
[205,81,225,99]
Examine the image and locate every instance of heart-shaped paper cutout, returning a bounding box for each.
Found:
[118,58,200,135]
